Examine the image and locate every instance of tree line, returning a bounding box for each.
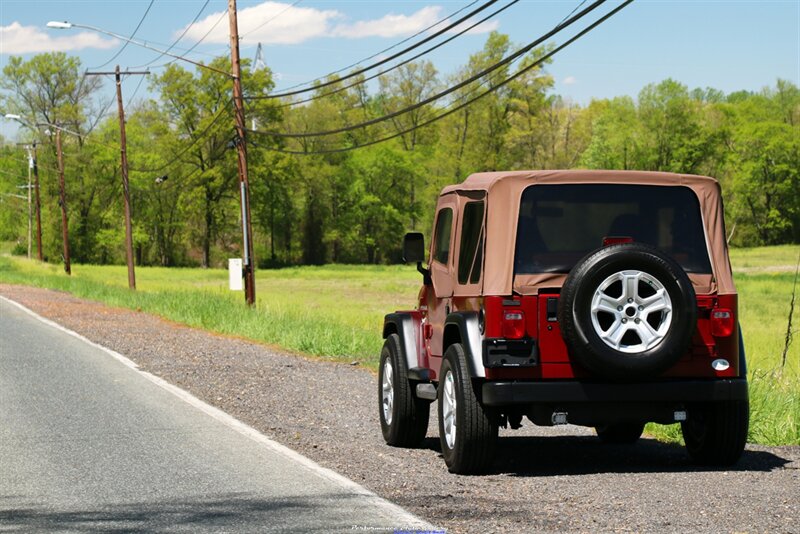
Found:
[1,32,798,268]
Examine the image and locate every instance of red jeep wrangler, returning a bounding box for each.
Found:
[379,170,748,474]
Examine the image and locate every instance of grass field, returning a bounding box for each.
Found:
[0,245,797,445]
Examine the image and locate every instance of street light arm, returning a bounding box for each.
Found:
[46,20,233,78]
[35,122,84,139]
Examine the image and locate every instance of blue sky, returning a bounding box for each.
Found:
[1,0,799,139]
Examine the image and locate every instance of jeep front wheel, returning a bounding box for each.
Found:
[681,400,749,465]
[379,334,429,447]
[438,343,498,474]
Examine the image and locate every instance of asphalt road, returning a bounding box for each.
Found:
[0,298,432,533]
[2,285,799,533]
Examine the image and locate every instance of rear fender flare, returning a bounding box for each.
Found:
[444,312,485,378]
[383,313,422,372]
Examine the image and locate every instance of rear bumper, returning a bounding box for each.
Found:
[482,378,748,406]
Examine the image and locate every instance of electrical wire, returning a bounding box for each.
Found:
[134,0,211,69]
[249,0,605,138]
[129,100,232,173]
[0,168,27,179]
[556,0,590,28]
[262,0,504,99]
[247,0,633,155]
[92,0,155,69]
[146,139,233,193]
[260,0,521,110]
[275,0,482,94]
[158,8,229,71]
[241,0,304,38]
[125,74,148,109]
[85,92,121,136]
[6,156,61,174]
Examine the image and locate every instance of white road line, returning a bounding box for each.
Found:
[1,295,435,531]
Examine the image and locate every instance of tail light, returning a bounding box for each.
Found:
[502,310,526,339]
[711,309,734,337]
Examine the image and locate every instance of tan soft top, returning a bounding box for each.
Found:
[441,170,735,296]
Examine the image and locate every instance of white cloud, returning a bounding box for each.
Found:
[180,2,340,45]
[445,18,500,36]
[0,22,118,54]
[562,76,577,85]
[332,6,443,39]
[179,2,488,45]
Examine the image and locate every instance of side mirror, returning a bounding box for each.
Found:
[403,232,426,263]
[402,232,431,286]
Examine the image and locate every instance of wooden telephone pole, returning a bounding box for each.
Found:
[85,67,148,290]
[31,141,43,261]
[54,129,71,275]
[229,0,256,306]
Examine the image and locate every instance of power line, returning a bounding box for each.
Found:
[260,0,521,110]
[125,74,148,109]
[92,0,155,70]
[274,0,482,94]
[249,0,605,139]
[263,0,504,100]
[241,0,303,38]
[142,139,232,194]
[248,0,633,156]
[557,0,590,28]
[129,100,232,173]
[158,8,229,71]
[134,0,211,68]
[5,156,61,174]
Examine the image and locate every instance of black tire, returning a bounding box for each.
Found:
[558,243,697,380]
[681,399,749,466]
[595,422,645,444]
[378,334,429,447]
[437,343,498,474]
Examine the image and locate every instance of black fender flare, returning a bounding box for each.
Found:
[383,313,422,373]
[443,312,485,378]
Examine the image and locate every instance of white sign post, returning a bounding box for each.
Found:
[228,258,243,291]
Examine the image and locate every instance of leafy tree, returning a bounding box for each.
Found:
[146,57,280,267]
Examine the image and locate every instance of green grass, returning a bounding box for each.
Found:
[0,256,419,368]
[0,244,798,445]
[729,244,800,271]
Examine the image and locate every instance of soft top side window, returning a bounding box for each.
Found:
[458,200,485,285]
[432,207,453,265]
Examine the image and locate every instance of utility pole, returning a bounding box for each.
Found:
[31,142,43,261]
[229,0,256,306]
[25,152,32,259]
[15,141,41,260]
[54,128,71,275]
[15,143,33,258]
[85,67,148,290]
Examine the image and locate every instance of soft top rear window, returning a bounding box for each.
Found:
[514,184,712,275]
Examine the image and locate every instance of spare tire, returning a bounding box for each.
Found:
[558,243,697,380]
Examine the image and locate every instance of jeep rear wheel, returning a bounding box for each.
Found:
[379,334,429,447]
[595,422,645,444]
[681,400,749,466]
[438,343,497,474]
[558,243,697,380]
